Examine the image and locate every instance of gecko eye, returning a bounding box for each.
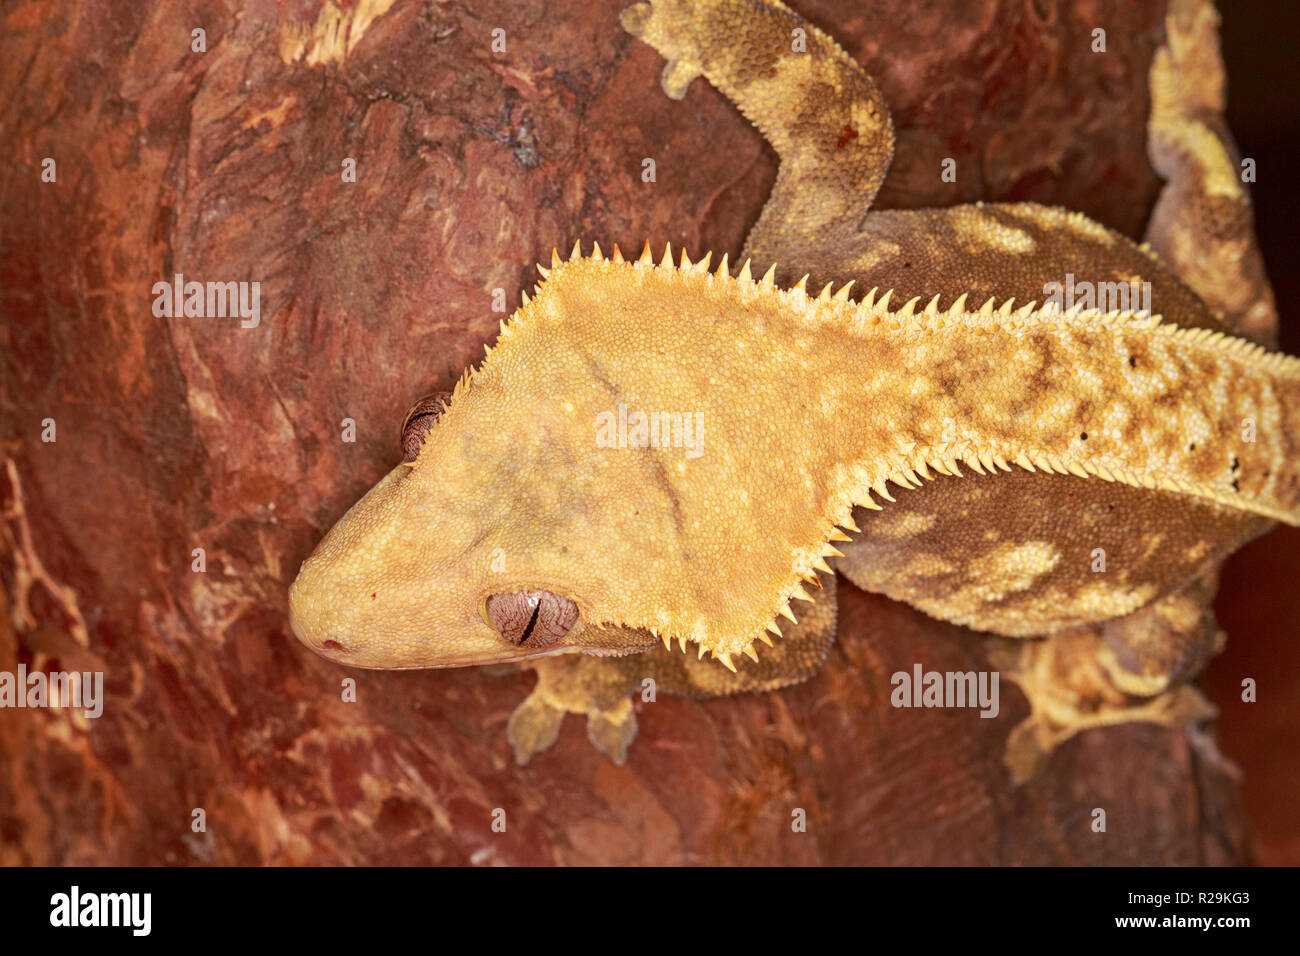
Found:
[400,391,453,463]
[486,590,579,649]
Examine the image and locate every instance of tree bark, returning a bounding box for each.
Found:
[0,0,1276,864]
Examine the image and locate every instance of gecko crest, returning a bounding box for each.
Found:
[397,240,1299,666]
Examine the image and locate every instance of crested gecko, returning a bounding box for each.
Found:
[288,0,1297,779]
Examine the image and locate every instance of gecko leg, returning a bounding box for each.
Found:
[507,653,644,765]
[991,571,1231,785]
[1097,568,1226,698]
[990,628,1219,784]
[620,0,894,272]
[1145,0,1276,344]
[507,571,837,765]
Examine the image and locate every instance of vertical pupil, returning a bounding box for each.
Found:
[519,600,543,645]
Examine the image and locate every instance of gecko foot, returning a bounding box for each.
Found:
[506,679,641,766]
[506,687,567,765]
[992,629,1219,784]
[620,2,704,100]
[585,697,639,765]
[1003,683,1218,784]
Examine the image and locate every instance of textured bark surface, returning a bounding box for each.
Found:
[0,0,1289,864]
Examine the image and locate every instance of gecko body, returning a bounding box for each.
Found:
[289,0,1296,772]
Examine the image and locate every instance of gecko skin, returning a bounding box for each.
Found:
[289,0,1297,773]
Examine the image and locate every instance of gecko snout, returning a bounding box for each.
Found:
[287,597,348,660]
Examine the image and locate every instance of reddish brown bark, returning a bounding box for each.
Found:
[0,0,1285,864]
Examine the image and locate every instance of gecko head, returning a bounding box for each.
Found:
[288,386,658,669]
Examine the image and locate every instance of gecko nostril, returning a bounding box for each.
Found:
[486,590,578,648]
[321,639,346,652]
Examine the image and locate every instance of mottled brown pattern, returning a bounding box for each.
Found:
[623,0,896,251]
[833,204,1218,328]
[838,470,1270,637]
[1146,0,1277,344]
